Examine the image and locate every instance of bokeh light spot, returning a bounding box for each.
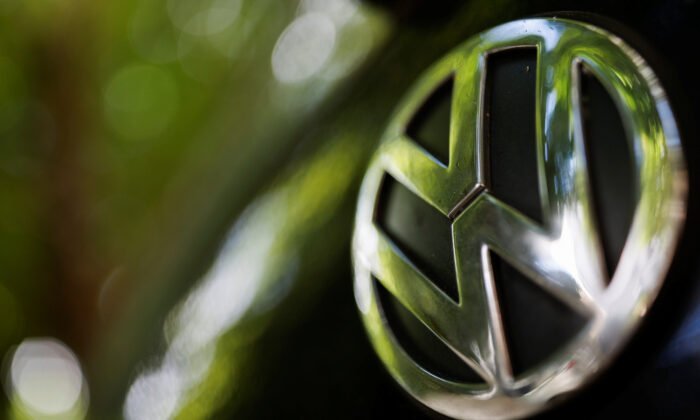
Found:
[300,0,358,26]
[271,12,336,84]
[168,0,241,36]
[104,63,178,141]
[124,366,182,420]
[6,338,88,419]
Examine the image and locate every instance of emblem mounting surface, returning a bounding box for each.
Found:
[352,18,687,419]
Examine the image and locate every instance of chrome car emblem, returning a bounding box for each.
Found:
[352,18,687,419]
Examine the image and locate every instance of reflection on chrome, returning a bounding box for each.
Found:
[353,18,687,419]
[4,338,88,419]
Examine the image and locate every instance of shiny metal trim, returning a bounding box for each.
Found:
[353,18,687,419]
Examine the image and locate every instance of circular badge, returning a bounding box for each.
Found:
[352,18,687,419]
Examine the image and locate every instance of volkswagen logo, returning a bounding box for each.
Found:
[352,18,687,419]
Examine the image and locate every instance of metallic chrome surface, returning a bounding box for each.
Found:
[352,18,687,419]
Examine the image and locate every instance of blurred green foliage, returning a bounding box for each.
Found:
[0,0,518,418]
[0,0,391,417]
